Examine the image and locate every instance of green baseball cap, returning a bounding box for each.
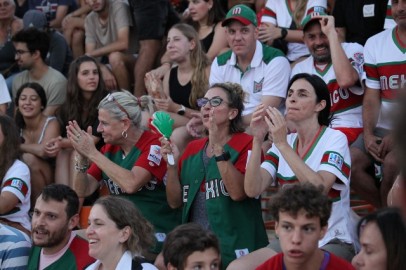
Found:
[222,4,258,27]
[301,11,328,31]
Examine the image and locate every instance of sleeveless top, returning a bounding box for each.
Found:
[20,116,56,144]
[200,25,215,53]
[169,66,192,108]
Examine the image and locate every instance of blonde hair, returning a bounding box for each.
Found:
[98,91,153,128]
[293,0,308,28]
[171,23,210,109]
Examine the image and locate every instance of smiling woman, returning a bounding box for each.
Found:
[160,82,268,269]
[68,90,181,257]
[14,82,60,208]
[85,196,157,270]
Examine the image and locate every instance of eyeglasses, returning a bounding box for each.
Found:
[15,49,31,56]
[106,93,131,119]
[197,97,227,108]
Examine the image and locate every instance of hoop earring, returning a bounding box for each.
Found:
[121,130,128,139]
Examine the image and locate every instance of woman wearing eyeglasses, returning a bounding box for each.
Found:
[160,82,268,269]
[67,90,181,258]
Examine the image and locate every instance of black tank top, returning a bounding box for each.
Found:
[169,66,192,108]
[200,25,215,53]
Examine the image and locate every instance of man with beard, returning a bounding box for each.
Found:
[291,12,365,145]
[11,28,67,116]
[84,0,136,91]
[27,184,94,270]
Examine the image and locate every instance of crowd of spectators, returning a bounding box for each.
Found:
[0,0,405,269]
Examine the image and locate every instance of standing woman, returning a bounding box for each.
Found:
[160,82,268,269]
[0,115,31,236]
[46,55,108,189]
[68,91,181,257]
[86,196,157,270]
[145,23,210,150]
[15,82,60,207]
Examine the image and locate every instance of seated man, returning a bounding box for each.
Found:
[0,223,31,269]
[84,0,137,91]
[23,10,73,76]
[28,184,94,270]
[12,28,67,116]
[256,183,354,270]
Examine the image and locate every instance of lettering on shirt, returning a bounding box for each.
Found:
[183,179,229,202]
[329,88,350,105]
[380,74,406,90]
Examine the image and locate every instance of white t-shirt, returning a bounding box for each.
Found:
[1,160,31,232]
[261,127,354,246]
[85,251,157,270]
[0,74,11,105]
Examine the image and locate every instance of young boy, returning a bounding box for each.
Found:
[256,183,355,270]
[162,223,221,270]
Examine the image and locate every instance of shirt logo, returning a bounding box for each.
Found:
[253,78,264,93]
[328,153,343,170]
[232,6,242,14]
[11,179,23,191]
[148,145,162,166]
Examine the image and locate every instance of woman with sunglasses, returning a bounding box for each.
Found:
[67,91,181,258]
[160,82,268,269]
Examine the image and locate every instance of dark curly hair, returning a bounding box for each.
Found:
[269,183,332,227]
[41,184,79,219]
[163,223,220,270]
[12,28,50,61]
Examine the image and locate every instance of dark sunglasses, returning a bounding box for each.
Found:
[106,93,131,119]
[197,96,227,108]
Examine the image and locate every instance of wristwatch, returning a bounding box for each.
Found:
[177,104,186,116]
[215,151,231,162]
[280,28,288,40]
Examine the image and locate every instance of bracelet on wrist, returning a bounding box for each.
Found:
[75,162,89,173]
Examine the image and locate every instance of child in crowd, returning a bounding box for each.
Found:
[256,183,355,270]
[162,223,221,270]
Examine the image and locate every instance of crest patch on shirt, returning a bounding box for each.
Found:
[235,248,249,258]
[155,232,166,242]
[327,153,343,170]
[11,179,23,191]
[253,78,264,93]
[148,145,162,165]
